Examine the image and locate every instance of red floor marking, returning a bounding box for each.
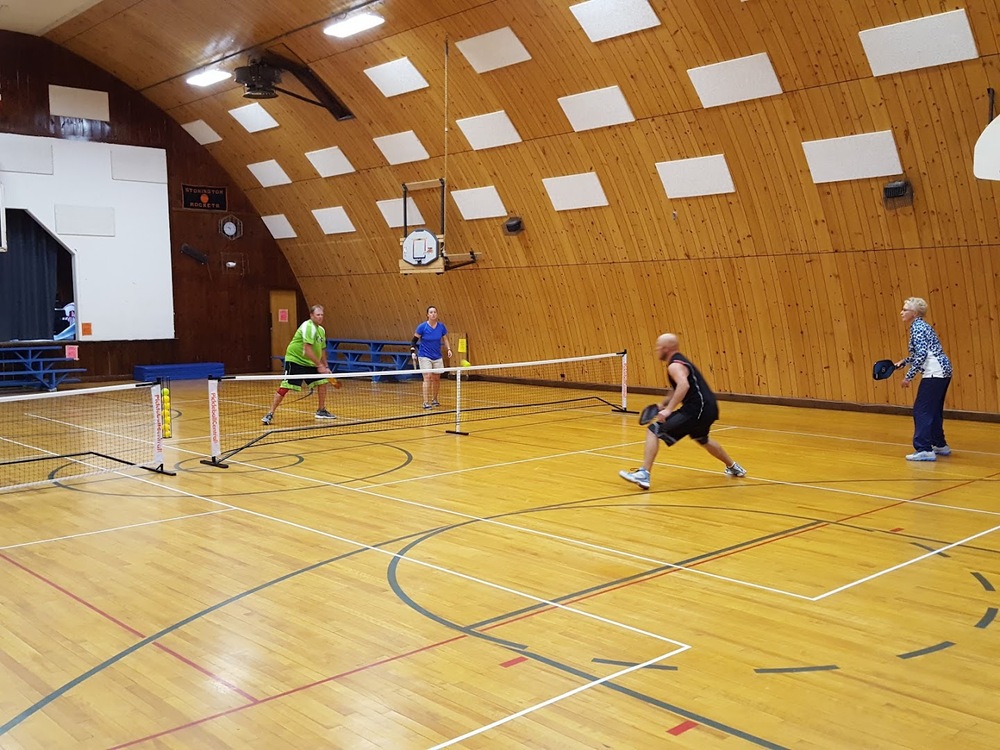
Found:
[667,720,699,735]
[1,553,259,704]
[890,527,904,532]
[108,633,468,749]
[500,656,528,668]
[106,474,993,747]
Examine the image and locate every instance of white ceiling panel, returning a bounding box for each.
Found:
[304,146,355,177]
[261,214,297,239]
[364,57,429,97]
[181,120,222,145]
[569,0,660,43]
[376,197,425,228]
[860,9,978,77]
[229,103,279,133]
[542,172,609,211]
[801,131,903,184]
[687,53,782,108]
[455,110,522,150]
[247,159,291,188]
[373,131,430,165]
[451,186,507,220]
[454,26,532,73]
[312,206,356,234]
[656,155,736,198]
[558,85,635,132]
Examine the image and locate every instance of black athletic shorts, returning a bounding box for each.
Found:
[281,360,329,391]
[648,406,718,446]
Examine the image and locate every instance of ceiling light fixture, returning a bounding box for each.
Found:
[186,69,232,87]
[323,12,384,38]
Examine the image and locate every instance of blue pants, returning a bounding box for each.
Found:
[912,377,950,452]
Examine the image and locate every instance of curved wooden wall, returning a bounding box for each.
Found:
[48,0,1000,410]
[0,31,305,377]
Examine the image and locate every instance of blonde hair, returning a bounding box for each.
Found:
[903,297,928,316]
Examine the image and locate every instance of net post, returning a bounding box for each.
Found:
[140,380,176,477]
[611,349,634,413]
[200,376,230,468]
[446,365,468,435]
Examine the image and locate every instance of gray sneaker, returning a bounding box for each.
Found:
[724,462,747,477]
[431,399,441,407]
[619,467,650,490]
[261,413,273,425]
[932,445,951,456]
[315,409,336,420]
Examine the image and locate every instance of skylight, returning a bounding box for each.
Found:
[324,13,384,38]
[185,69,231,87]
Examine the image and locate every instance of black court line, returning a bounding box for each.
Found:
[897,641,955,659]
[467,515,822,629]
[0,524,449,737]
[909,542,950,558]
[386,524,787,750]
[975,607,998,629]
[754,665,840,674]
[972,572,996,592]
[592,657,678,671]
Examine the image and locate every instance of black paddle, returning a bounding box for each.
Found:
[872,359,898,381]
[639,403,662,425]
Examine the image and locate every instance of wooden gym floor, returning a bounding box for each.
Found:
[1,380,999,749]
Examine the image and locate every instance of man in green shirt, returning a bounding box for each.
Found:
[262,305,338,424]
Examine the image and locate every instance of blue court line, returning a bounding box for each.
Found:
[972,572,996,592]
[754,665,840,674]
[897,641,955,659]
[975,607,998,629]
[592,658,678,671]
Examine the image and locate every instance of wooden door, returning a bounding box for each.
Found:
[269,290,297,373]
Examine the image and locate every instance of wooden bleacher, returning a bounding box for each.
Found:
[273,339,420,381]
[0,344,86,391]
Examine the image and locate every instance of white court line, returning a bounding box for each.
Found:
[810,522,1000,601]
[730,424,1000,457]
[215,445,813,601]
[366,440,641,488]
[588,451,1000,518]
[427,649,682,749]
[13,445,693,747]
[589,449,1000,601]
[110,469,692,649]
[0,509,232,550]
[26,419,813,599]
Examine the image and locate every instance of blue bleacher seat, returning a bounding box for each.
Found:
[0,345,86,391]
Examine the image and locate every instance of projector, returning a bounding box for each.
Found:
[234,62,281,99]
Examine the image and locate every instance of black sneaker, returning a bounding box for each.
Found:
[315,409,336,420]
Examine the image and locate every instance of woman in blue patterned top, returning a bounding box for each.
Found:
[895,297,952,461]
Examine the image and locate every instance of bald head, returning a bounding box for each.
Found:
[655,333,679,361]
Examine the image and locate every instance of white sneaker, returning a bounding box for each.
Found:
[724,462,747,477]
[261,413,273,425]
[906,451,936,462]
[932,445,951,456]
[619,468,650,490]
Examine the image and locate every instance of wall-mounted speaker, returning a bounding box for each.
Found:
[503,216,524,235]
[882,179,913,208]
[180,243,208,264]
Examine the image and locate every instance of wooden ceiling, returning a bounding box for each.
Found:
[45,0,1000,410]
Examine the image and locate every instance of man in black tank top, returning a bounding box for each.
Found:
[620,333,746,490]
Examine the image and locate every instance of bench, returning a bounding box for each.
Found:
[133,362,225,381]
[0,345,86,391]
[327,339,420,381]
